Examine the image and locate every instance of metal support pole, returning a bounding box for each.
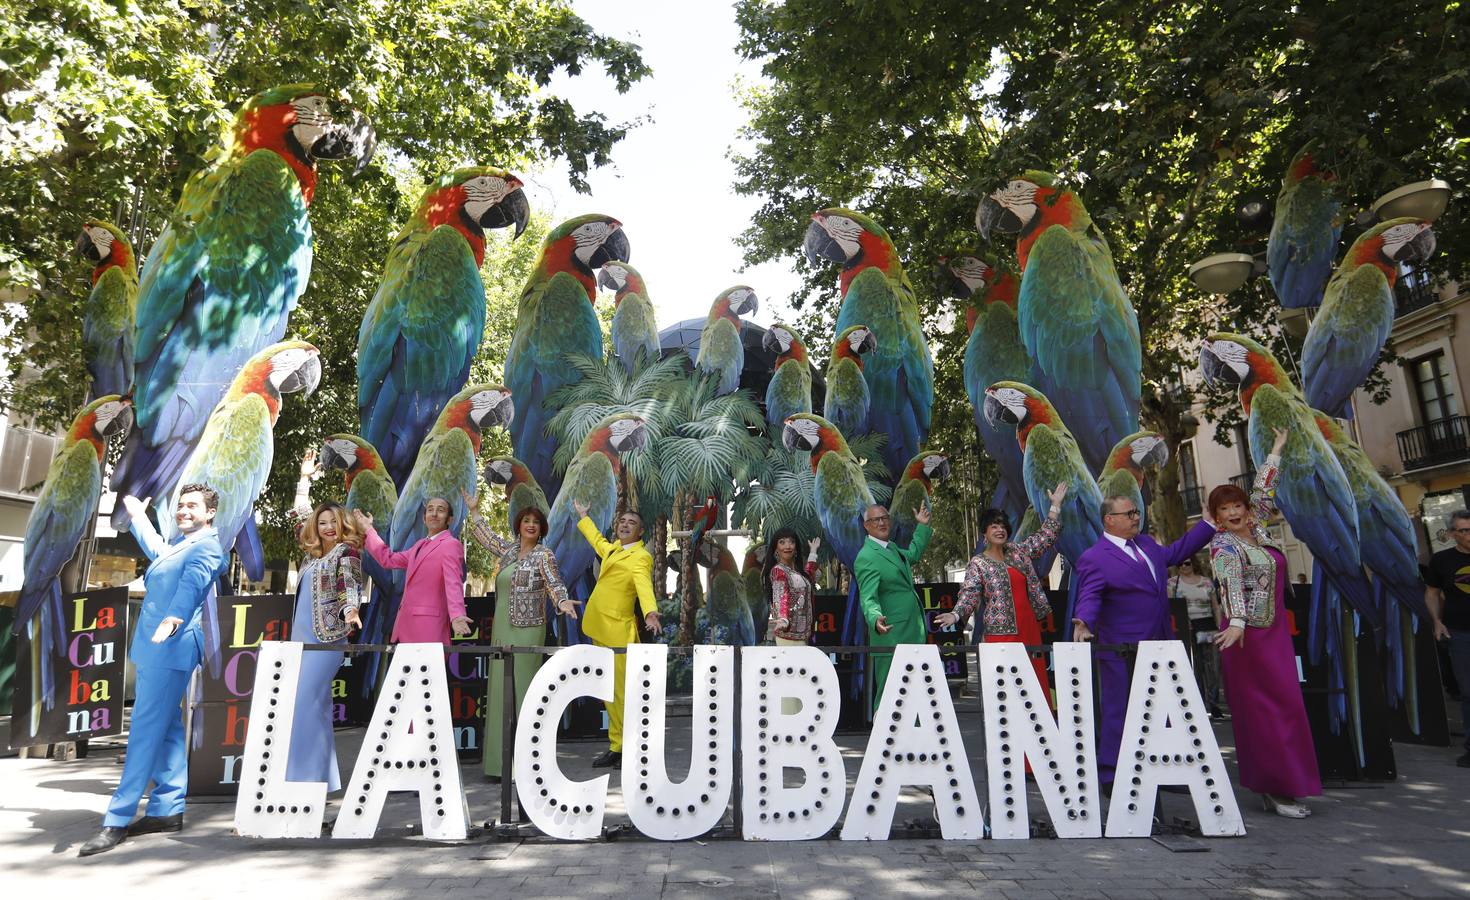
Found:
[731,643,742,837]
[500,649,515,824]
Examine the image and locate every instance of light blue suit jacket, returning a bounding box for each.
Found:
[128,518,225,671]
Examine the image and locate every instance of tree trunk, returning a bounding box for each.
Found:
[653,515,668,602]
[674,491,697,645]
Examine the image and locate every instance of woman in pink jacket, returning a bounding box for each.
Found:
[353,498,471,646]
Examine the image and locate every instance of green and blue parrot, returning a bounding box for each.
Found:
[782,413,875,649]
[977,173,1141,473]
[983,381,1104,626]
[695,286,759,396]
[942,252,1030,524]
[823,325,876,439]
[543,413,650,644]
[167,340,321,676]
[598,261,661,373]
[762,323,812,433]
[112,85,373,529]
[12,396,133,739]
[891,451,950,549]
[1199,334,1377,624]
[1267,145,1344,310]
[318,433,399,650]
[706,546,757,647]
[1302,218,1437,419]
[75,221,137,400]
[505,214,629,501]
[805,208,933,481]
[357,166,530,488]
[483,455,549,535]
[1096,431,1169,534]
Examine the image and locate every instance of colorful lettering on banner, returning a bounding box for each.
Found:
[740,646,846,840]
[7,586,128,749]
[333,643,470,840]
[623,645,733,840]
[839,645,983,840]
[236,642,1245,843]
[1104,641,1244,838]
[513,644,614,840]
[980,642,1101,838]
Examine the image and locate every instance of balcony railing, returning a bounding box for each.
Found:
[1394,270,1438,318]
[1229,471,1256,491]
[1397,415,1470,471]
[1180,485,1203,514]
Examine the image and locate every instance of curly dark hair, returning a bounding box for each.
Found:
[977,508,1011,541]
[177,482,219,511]
[513,505,550,543]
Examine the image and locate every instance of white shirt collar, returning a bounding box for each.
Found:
[1103,532,1133,550]
[867,536,889,549]
[623,541,641,551]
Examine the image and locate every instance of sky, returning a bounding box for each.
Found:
[520,0,804,330]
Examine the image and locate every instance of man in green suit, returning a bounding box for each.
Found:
[855,502,933,712]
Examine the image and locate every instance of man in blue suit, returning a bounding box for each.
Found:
[80,483,224,857]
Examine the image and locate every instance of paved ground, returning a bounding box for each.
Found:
[3,694,1468,898]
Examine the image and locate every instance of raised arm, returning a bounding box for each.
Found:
[1252,428,1288,518]
[575,513,615,561]
[362,526,412,570]
[123,495,169,560]
[1016,512,1061,560]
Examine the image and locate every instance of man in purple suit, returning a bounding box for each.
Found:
[1072,495,1216,786]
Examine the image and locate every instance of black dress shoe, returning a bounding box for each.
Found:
[591,750,621,768]
[78,827,127,857]
[128,813,183,836]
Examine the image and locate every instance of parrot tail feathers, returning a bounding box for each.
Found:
[201,582,223,680]
[238,516,265,583]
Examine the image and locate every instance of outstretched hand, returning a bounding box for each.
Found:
[913,503,931,526]
[120,494,148,519]
[1047,481,1069,509]
[573,500,589,518]
[352,508,374,532]
[1271,427,1289,454]
[808,537,821,555]
[299,447,319,479]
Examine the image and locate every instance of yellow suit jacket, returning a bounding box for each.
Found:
[577,516,658,647]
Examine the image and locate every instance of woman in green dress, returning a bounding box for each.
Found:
[464,499,577,780]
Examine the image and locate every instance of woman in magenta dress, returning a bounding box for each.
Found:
[937,483,1067,702]
[1207,427,1321,818]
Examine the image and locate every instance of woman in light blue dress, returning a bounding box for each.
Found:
[286,500,365,790]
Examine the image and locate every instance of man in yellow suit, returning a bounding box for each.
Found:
[573,502,661,767]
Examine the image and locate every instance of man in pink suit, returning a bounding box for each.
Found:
[1072,495,1215,786]
[354,498,471,645]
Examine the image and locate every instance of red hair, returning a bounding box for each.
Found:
[1206,483,1251,520]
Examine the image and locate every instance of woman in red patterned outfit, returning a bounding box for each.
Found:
[762,527,822,713]
[937,483,1067,701]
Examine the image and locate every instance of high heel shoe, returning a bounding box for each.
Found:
[1261,794,1310,818]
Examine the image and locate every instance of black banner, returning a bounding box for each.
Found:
[919,582,967,681]
[8,586,128,749]
[446,593,495,758]
[187,593,294,795]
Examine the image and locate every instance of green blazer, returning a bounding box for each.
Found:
[854,524,932,646]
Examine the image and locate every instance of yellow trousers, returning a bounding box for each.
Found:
[594,639,627,752]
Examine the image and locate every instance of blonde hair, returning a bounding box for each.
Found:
[299,502,363,558]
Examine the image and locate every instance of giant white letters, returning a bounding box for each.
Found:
[233,641,328,838]
[513,643,614,840]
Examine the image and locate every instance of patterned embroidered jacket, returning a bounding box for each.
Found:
[304,543,365,642]
[768,559,820,642]
[1208,455,1283,629]
[953,513,1061,636]
[466,513,571,628]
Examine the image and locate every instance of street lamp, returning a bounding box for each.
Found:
[1371,179,1452,223]
[1187,252,1256,294]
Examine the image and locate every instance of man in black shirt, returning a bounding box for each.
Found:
[1427,508,1470,768]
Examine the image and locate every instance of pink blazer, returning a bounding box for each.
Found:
[364,528,466,646]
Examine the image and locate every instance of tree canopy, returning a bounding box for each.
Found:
[733,0,1469,548]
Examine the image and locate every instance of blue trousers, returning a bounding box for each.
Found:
[104,666,193,828]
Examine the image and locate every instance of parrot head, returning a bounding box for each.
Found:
[597,261,647,304]
[69,394,134,456]
[580,413,649,470]
[1311,411,1349,448]
[937,253,993,301]
[832,325,877,366]
[982,381,1060,445]
[230,341,321,416]
[233,85,376,195]
[318,433,383,478]
[548,213,630,271]
[904,451,951,486]
[804,208,897,277]
[417,167,530,252]
[711,285,759,324]
[1283,143,1334,187]
[468,387,516,430]
[1348,217,1436,278]
[1199,333,1294,413]
[782,413,851,468]
[1110,431,1169,478]
[484,456,515,487]
[762,324,807,363]
[75,220,135,282]
[976,170,1069,242]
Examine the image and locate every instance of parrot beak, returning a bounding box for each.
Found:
[1399,225,1437,264]
[781,420,816,452]
[480,187,531,239]
[1142,438,1170,468]
[736,291,759,317]
[590,226,631,271]
[761,329,782,354]
[616,419,649,453]
[475,393,516,430]
[312,105,377,177]
[106,404,135,440]
[597,267,625,293]
[802,219,845,267]
[981,391,1015,427]
[280,352,323,396]
[857,330,878,354]
[936,261,971,300]
[932,457,953,480]
[1198,342,1232,386]
[975,196,1017,242]
[75,229,101,262]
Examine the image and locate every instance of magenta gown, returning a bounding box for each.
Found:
[1218,546,1322,798]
